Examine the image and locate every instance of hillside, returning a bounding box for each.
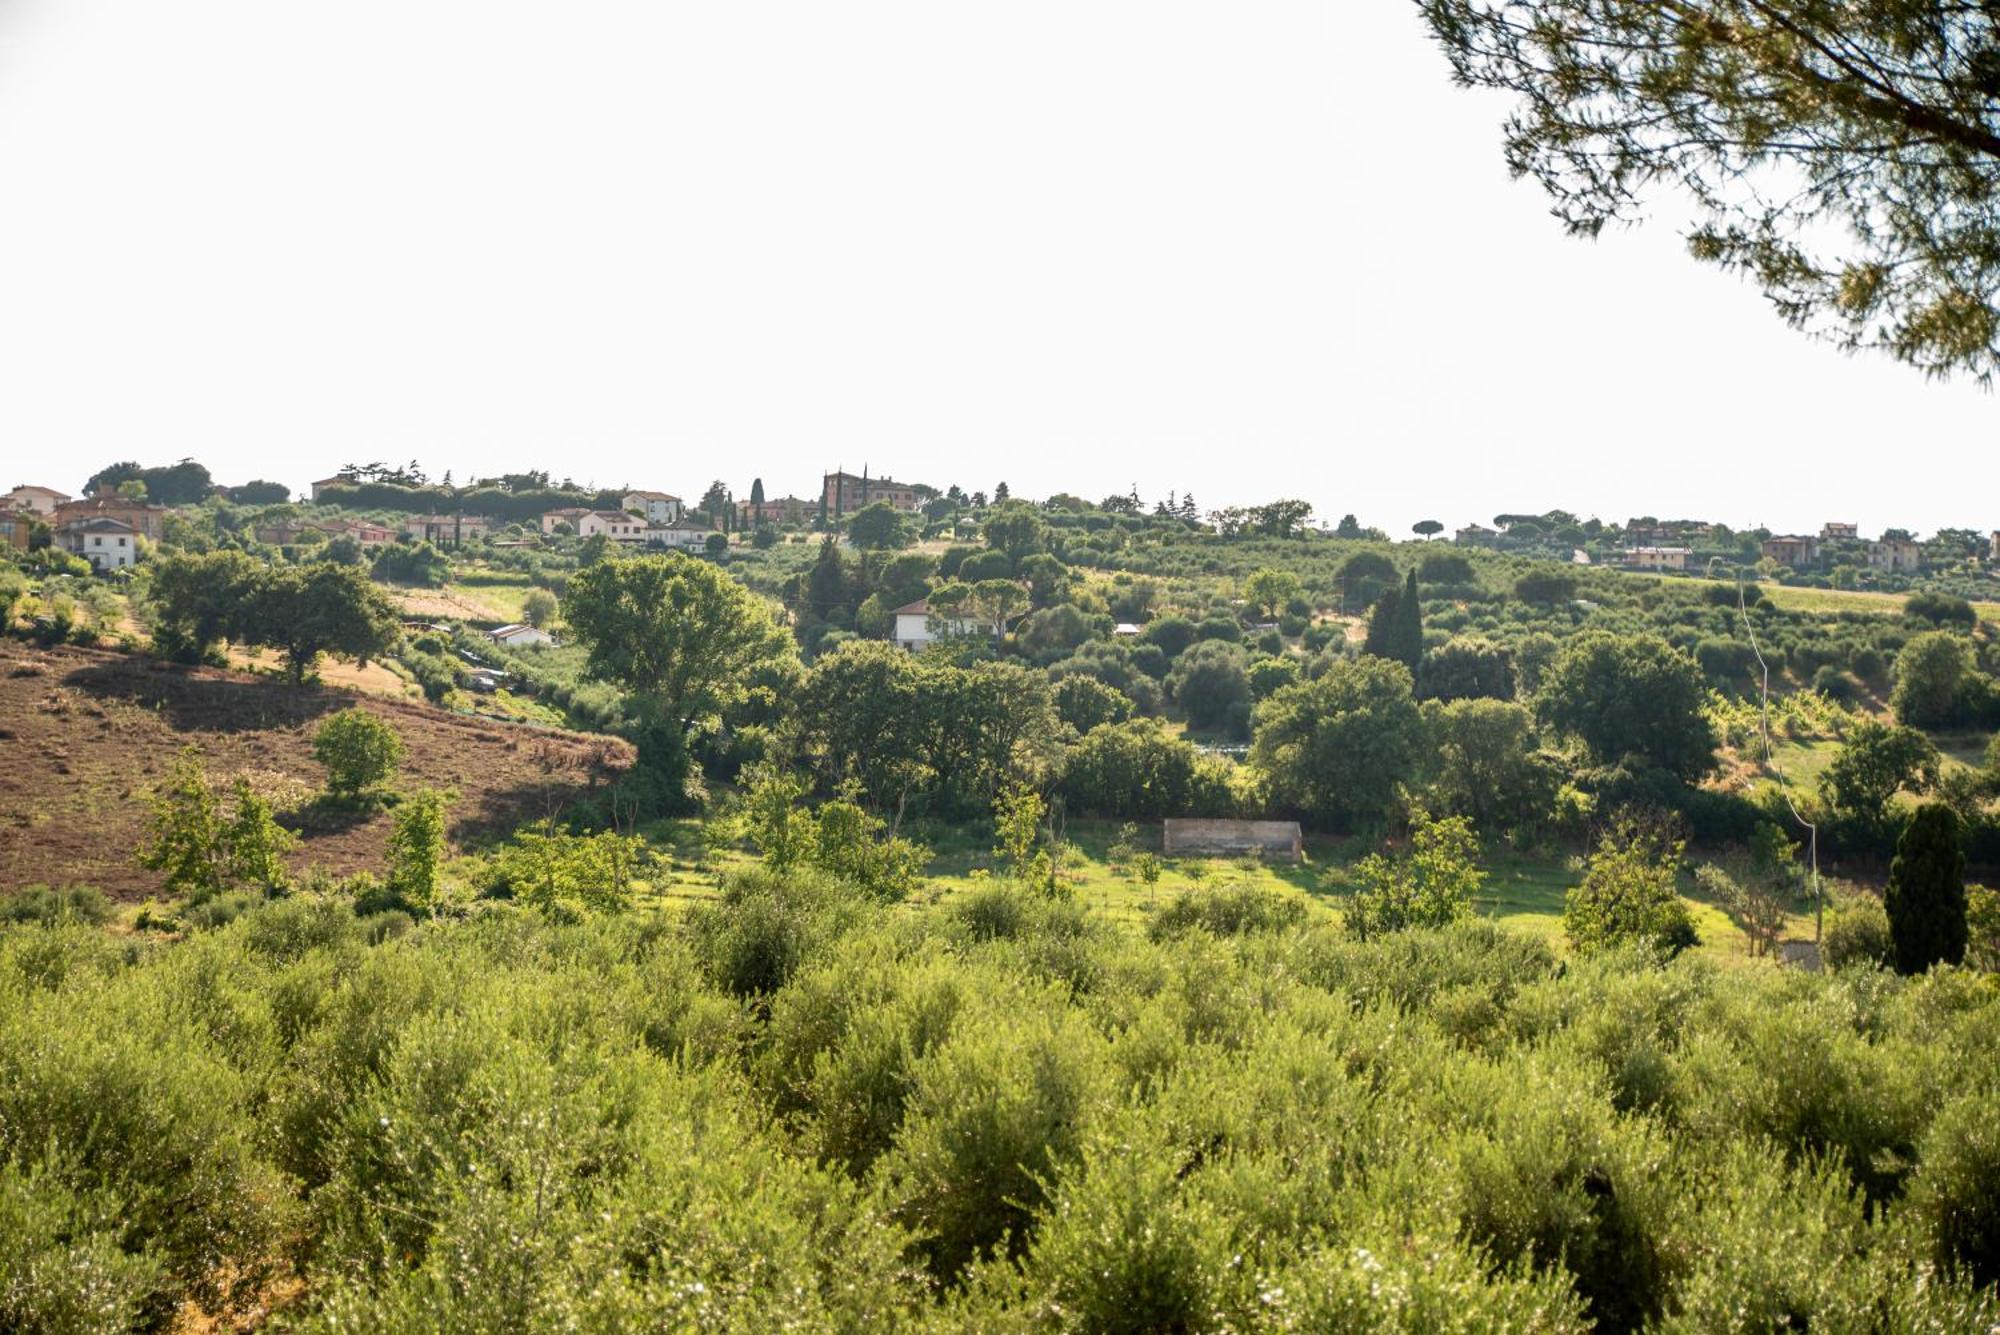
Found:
[0,643,633,899]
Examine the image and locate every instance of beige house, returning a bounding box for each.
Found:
[1821,522,1859,541]
[5,485,69,515]
[59,517,138,571]
[647,520,714,551]
[1867,537,1922,574]
[541,509,652,542]
[0,510,37,549]
[1626,546,1691,571]
[621,491,685,524]
[309,474,358,501]
[319,517,397,547]
[1761,535,1819,569]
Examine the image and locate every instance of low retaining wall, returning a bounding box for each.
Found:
[1162,818,1303,862]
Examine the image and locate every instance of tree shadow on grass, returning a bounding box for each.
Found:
[63,658,345,735]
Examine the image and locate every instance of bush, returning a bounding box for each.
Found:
[311,708,403,801]
[1823,892,1893,970]
[1148,883,1309,940]
[1905,1091,2000,1289]
[0,884,112,927]
[1563,815,1699,957]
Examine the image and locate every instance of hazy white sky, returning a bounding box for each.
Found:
[0,0,1990,535]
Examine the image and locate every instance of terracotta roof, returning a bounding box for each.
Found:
[891,598,930,616]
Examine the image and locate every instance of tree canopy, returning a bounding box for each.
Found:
[1419,0,2000,380]
[564,553,792,732]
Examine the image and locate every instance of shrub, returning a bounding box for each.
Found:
[1823,892,1893,970]
[1148,883,1308,941]
[0,884,112,927]
[1564,814,1699,957]
[1344,809,1485,940]
[1052,674,1134,734]
[1904,1090,2000,1289]
[311,708,403,801]
[879,1003,1111,1280]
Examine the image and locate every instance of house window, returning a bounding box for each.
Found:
[93,536,102,546]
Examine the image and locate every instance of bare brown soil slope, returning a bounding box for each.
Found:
[0,643,634,899]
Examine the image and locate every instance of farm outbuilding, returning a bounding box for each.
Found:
[1162,819,1303,862]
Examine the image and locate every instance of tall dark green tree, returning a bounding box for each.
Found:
[1364,570,1423,674]
[1885,803,1969,974]
[749,477,766,526]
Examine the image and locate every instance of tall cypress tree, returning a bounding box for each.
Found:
[1392,568,1424,673]
[1366,570,1424,675]
[1885,803,1968,973]
[1363,583,1401,660]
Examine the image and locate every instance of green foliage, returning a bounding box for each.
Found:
[1536,631,1716,780]
[369,539,451,587]
[1564,814,1699,957]
[1058,718,1233,821]
[311,708,403,801]
[1891,630,1978,728]
[145,549,261,661]
[1345,808,1486,940]
[239,562,401,684]
[224,777,297,894]
[1148,883,1308,940]
[1166,639,1252,736]
[383,788,450,914]
[488,826,646,919]
[795,641,1058,817]
[137,749,230,901]
[1885,803,1968,973]
[1418,636,1514,702]
[5,882,2000,1325]
[1052,674,1134,734]
[0,884,112,927]
[1363,568,1424,671]
[1823,892,1893,970]
[741,768,928,901]
[1417,0,2000,380]
[846,501,911,550]
[1820,718,1940,832]
[1242,566,1302,618]
[564,552,793,730]
[1905,1090,2000,1289]
[1421,697,1558,836]
[1693,861,1787,958]
[1251,655,1424,830]
[993,781,1054,890]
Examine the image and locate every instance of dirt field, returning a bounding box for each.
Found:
[0,643,634,900]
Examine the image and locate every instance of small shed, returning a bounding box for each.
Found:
[1162,819,1303,862]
